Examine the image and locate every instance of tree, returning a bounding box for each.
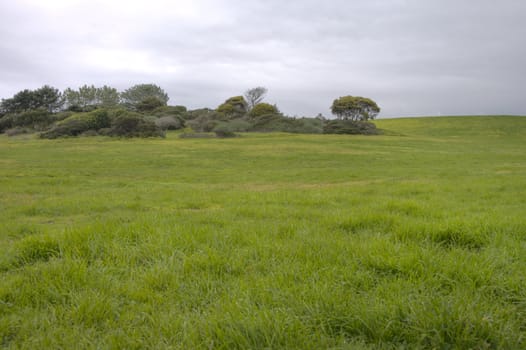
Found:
[64,85,97,111]
[244,86,267,110]
[33,86,64,112]
[120,84,169,110]
[0,86,63,114]
[248,102,279,118]
[95,85,120,108]
[64,85,120,111]
[136,96,165,112]
[216,96,248,119]
[330,95,380,121]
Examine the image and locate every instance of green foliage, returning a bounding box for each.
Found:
[136,96,165,112]
[282,117,324,134]
[154,116,183,130]
[186,110,223,132]
[1,116,526,348]
[40,118,91,138]
[217,119,251,132]
[0,85,63,114]
[323,120,379,134]
[0,108,55,132]
[5,127,31,137]
[216,96,248,119]
[33,85,64,113]
[212,122,241,138]
[331,95,380,121]
[120,84,169,110]
[151,105,187,117]
[108,113,164,138]
[64,85,120,111]
[40,109,113,138]
[182,108,214,121]
[248,113,289,132]
[248,102,278,118]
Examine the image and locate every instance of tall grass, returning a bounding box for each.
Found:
[1,116,525,348]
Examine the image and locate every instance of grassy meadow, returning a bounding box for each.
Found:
[1,116,525,349]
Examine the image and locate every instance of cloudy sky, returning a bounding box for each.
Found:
[1,0,525,118]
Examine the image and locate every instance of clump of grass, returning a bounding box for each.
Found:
[339,212,397,234]
[11,235,61,266]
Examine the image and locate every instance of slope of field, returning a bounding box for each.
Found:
[1,116,525,349]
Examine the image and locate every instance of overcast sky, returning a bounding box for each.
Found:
[1,0,525,118]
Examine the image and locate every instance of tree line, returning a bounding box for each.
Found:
[0,83,380,138]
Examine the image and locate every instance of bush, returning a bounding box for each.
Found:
[155,116,183,130]
[5,127,31,137]
[0,109,54,132]
[323,120,379,135]
[248,103,279,118]
[186,114,219,132]
[249,113,289,132]
[281,118,323,134]
[40,118,91,138]
[40,109,112,138]
[213,123,238,138]
[108,113,164,138]
[80,129,99,137]
[136,97,165,112]
[152,105,187,117]
[0,114,14,132]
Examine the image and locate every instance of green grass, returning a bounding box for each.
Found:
[1,116,525,349]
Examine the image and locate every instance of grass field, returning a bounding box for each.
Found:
[1,116,525,349]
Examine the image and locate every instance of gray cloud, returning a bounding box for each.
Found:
[1,0,525,117]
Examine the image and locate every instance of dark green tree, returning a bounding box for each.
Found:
[120,84,169,110]
[136,96,165,112]
[64,85,120,111]
[0,86,63,114]
[330,95,380,121]
[64,85,97,111]
[95,85,120,108]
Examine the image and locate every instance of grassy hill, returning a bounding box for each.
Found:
[376,115,526,137]
[1,116,525,349]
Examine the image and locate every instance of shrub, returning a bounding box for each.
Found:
[216,96,248,119]
[108,113,164,138]
[186,114,219,132]
[248,103,279,118]
[249,113,289,132]
[40,118,91,139]
[40,110,112,138]
[5,127,31,137]
[282,118,323,134]
[152,105,187,117]
[86,109,111,130]
[323,120,379,135]
[0,114,14,132]
[213,123,238,138]
[0,109,54,132]
[155,116,183,130]
[136,97,166,112]
[80,129,99,137]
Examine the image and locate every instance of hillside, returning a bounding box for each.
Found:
[375,115,526,137]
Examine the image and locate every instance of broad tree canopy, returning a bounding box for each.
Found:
[331,96,380,121]
[121,84,169,110]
